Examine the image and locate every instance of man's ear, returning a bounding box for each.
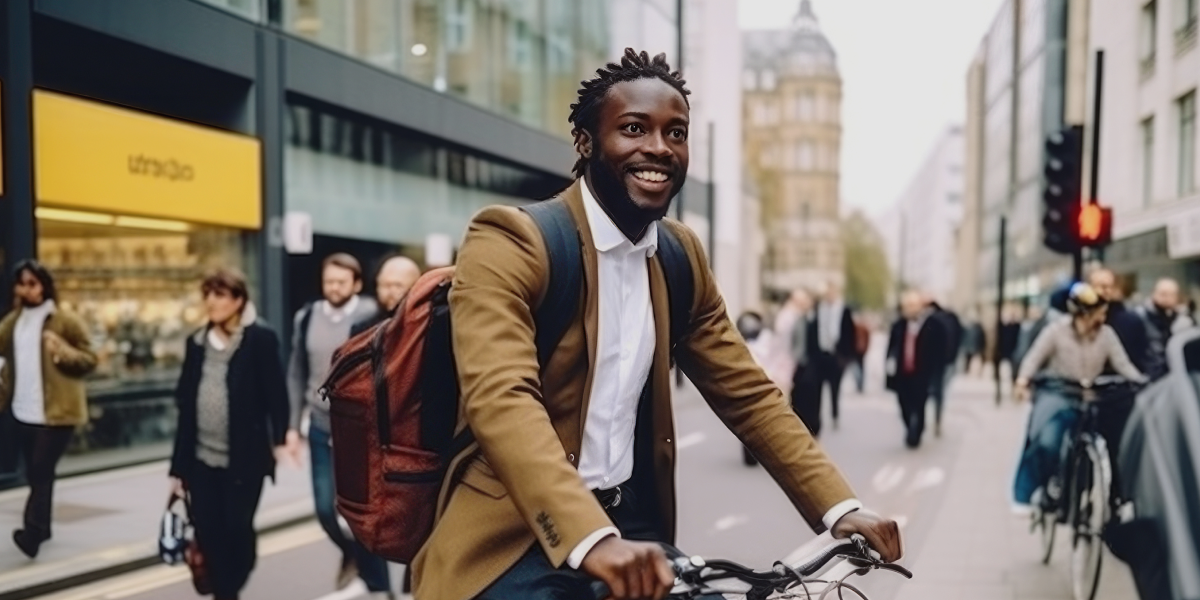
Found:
[574,130,593,159]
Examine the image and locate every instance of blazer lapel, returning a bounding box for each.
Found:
[560,181,602,438]
[647,255,674,453]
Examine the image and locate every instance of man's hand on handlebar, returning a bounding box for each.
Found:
[581,537,675,600]
[831,510,903,563]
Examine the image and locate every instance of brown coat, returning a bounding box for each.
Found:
[412,181,855,600]
[0,305,97,426]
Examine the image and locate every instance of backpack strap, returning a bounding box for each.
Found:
[655,222,695,353]
[520,198,584,367]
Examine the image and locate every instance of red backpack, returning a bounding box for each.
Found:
[321,198,695,563]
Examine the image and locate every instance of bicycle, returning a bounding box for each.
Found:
[1027,374,1142,600]
[589,534,912,599]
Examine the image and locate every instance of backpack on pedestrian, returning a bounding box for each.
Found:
[853,318,871,357]
[321,198,695,564]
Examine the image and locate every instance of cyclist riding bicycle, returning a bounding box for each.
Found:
[1012,282,1147,513]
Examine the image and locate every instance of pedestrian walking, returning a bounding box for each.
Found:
[286,253,391,597]
[1088,267,1152,374]
[1133,277,1195,380]
[886,291,948,449]
[786,290,819,435]
[168,268,295,600]
[806,282,857,434]
[850,314,871,394]
[925,298,961,437]
[412,48,902,600]
[0,260,97,558]
[351,254,422,336]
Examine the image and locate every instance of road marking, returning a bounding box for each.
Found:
[871,464,906,493]
[40,523,326,600]
[313,579,368,600]
[676,432,707,450]
[712,514,749,531]
[906,467,945,493]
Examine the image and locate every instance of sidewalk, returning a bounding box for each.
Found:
[0,458,314,600]
[893,373,1139,600]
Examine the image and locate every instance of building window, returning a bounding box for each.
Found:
[761,69,777,91]
[445,0,473,53]
[1142,116,1155,205]
[1179,0,1199,46]
[798,92,815,122]
[796,140,815,171]
[742,70,757,91]
[1141,1,1157,77]
[1179,91,1196,196]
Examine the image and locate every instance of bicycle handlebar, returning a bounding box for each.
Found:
[588,534,910,599]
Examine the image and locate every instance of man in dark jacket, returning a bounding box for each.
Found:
[806,282,857,433]
[1088,267,1151,374]
[925,298,962,437]
[887,291,948,448]
[1133,277,1195,380]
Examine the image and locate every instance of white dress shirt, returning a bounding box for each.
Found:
[12,301,56,425]
[818,301,844,353]
[566,181,862,568]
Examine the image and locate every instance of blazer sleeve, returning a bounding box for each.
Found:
[667,222,856,533]
[50,311,98,378]
[448,205,612,567]
[256,325,292,445]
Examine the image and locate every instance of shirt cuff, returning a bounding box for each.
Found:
[567,527,622,569]
[822,499,863,531]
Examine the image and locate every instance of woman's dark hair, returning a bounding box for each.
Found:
[568,48,691,178]
[14,259,57,302]
[200,267,250,302]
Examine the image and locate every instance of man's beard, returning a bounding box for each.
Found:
[588,152,680,231]
[19,296,43,308]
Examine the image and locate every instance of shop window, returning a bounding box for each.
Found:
[36,215,256,458]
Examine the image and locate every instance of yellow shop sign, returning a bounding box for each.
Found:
[34,90,262,229]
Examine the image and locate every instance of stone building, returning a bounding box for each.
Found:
[742,0,844,298]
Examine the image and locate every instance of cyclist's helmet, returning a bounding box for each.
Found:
[1066,282,1107,316]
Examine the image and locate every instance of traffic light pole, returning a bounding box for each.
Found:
[1087,50,1105,269]
[995,216,1007,406]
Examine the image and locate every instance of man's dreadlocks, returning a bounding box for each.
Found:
[568,48,691,178]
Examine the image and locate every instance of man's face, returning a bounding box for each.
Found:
[1152,280,1181,312]
[14,270,45,307]
[376,259,421,312]
[322,264,361,308]
[900,293,924,320]
[583,78,689,223]
[1088,271,1118,301]
[790,290,812,312]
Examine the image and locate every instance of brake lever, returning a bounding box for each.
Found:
[875,563,914,579]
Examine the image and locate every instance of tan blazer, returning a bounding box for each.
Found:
[0,305,97,426]
[412,181,855,600]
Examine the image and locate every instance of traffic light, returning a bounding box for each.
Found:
[1077,203,1112,247]
[1042,125,1084,254]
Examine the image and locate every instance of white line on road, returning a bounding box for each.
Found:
[906,467,945,494]
[676,432,707,450]
[871,464,907,494]
[712,514,749,532]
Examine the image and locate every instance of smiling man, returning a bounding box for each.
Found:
[411,49,902,600]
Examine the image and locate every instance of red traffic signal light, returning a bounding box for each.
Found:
[1077,203,1112,247]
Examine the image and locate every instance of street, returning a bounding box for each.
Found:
[24,341,1139,600]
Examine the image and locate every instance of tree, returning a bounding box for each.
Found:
[841,211,892,311]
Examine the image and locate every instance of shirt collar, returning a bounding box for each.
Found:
[579,177,658,256]
[322,295,359,320]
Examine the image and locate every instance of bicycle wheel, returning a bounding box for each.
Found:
[1070,439,1110,600]
[1034,497,1056,565]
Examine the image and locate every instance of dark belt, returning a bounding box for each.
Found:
[593,485,626,510]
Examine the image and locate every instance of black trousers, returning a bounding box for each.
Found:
[895,378,928,446]
[187,463,265,599]
[475,483,722,600]
[814,352,845,423]
[16,422,73,541]
[791,363,820,436]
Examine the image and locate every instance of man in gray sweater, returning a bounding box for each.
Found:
[286,253,390,598]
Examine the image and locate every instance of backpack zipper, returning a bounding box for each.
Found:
[318,348,373,401]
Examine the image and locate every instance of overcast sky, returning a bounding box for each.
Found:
[738,0,1006,216]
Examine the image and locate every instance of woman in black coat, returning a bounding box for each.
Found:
[169,268,296,600]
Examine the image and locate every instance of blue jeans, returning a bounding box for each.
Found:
[309,426,391,593]
[1013,391,1079,504]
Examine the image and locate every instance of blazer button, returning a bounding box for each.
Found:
[665,438,672,444]
[568,453,576,463]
